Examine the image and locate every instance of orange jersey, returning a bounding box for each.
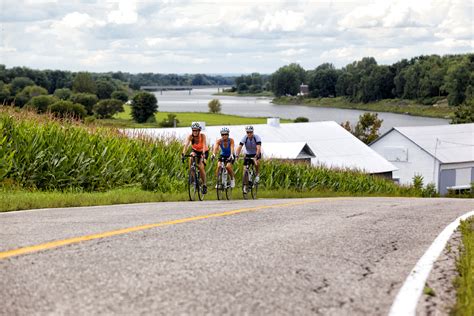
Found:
[190,133,207,152]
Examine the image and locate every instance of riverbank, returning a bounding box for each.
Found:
[273,96,455,119]
[95,105,291,128]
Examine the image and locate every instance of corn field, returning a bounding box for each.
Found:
[0,107,417,196]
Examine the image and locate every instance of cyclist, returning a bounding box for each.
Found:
[235,125,262,188]
[181,122,208,194]
[211,127,236,188]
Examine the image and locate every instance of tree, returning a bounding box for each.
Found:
[342,113,383,144]
[70,93,99,115]
[451,99,474,124]
[72,72,97,94]
[11,77,35,94]
[92,99,124,119]
[111,90,129,102]
[444,59,472,106]
[48,100,87,119]
[96,79,116,99]
[131,92,158,123]
[237,83,248,93]
[294,117,309,123]
[26,95,58,113]
[208,99,222,113]
[271,63,306,97]
[308,63,339,97]
[15,85,48,107]
[54,88,72,100]
[159,113,179,127]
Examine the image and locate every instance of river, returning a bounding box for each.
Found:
[153,88,449,133]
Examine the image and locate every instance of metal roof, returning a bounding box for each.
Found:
[374,123,474,164]
[126,120,397,173]
[263,142,315,159]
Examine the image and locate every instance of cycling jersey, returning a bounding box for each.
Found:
[219,138,232,157]
[239,134,261,155]
[191,133,206,152]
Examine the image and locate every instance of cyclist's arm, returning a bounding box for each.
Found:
[255,135,262,158]
[213,139,221,156]
[235,143,243,157]
[230,139,235,156]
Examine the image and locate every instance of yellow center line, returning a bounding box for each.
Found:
[0,199,322,260]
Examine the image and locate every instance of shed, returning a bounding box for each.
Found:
[126,118,396,175]
[370,123,474,194]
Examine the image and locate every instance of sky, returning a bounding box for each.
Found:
[0,0,472,74]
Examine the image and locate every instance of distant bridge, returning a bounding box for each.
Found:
[140,85,231,94]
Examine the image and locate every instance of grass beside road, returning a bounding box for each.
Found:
[452,217,474,315]
[273,96,454,119]
[97,105,291,128]
[0,187,412,213]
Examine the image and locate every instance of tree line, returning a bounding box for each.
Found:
[269,54,473,106]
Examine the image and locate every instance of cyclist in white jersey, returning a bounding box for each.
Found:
[235,125,262,183]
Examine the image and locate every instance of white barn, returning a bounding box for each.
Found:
[370,123,474,194]
[127,118,396,176]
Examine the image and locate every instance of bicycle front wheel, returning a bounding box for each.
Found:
[251,180,258,199]
[188,168,197,201]
[216,169,224,200]
[242,169,249,200]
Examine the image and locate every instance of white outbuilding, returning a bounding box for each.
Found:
[370,123,474,194]
[127,118,397,176]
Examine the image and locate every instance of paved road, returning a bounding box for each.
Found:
[0,197,472,315]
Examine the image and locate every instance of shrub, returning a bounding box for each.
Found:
[26,95,58,113]
[208,99,222,113]
[54,88,72,100]
[412,174,424,190]
[93,99,124,119]
[159,113,179,127]
[11,77,35,94]
[294,117,309,123]
[48,100,87,119]
[70,93,99,115]
[131,92,158,123]
[111,90,129,102]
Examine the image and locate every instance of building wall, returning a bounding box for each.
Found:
[439,161,474,195]
[370,130,440,187]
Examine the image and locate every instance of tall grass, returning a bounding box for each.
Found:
[0,107,418,196]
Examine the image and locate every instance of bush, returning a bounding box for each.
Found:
[208,99,222,113]
[237,83,248,92]
[93,99,124,119]
[159,113,179,127]
[111,90,129,102]
[131,92,158,123]
[15,85,48,107]
[26,95,58,113]
[451,99,474,124]
[54,88,72,100]
[11,77,35,94]
[48,100,87,119]
[294,117,309,123]
[70,93,98,115]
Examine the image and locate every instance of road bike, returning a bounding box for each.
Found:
[183,154,205,201]
[215,156,232,200]
[242,157,258,200]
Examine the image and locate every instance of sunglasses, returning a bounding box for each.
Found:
[192,130,199,132]
[246,131,253,134]
[221,134,229,136]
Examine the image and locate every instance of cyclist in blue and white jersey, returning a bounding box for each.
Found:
[235,125,262,183]
[211,127,236,188]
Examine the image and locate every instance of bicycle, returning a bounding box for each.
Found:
[215,156,232,200]
[183,154,205,201]
[242,157,258,200]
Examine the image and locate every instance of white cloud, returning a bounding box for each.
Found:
[107,0,138,25]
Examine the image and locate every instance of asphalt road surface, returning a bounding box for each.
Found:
[1,197,473,315]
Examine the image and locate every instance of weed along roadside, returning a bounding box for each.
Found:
[0,107,422,212]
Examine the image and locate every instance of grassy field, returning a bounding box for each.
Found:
[99,105,291,128]
[452,217,474,315]
[273,96,454,119]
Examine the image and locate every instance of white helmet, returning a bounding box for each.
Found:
[245,125,254,132]
[220,127,230,135]
[191,122,201,130]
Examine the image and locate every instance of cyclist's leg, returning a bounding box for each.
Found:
[197,159,206,186]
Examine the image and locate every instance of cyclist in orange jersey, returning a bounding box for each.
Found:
[182,122,208,194]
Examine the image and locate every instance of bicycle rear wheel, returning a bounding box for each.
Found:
[216,169,224,200]
[188,168,197,201]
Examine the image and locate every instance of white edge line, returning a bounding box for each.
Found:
[388,210,474,316]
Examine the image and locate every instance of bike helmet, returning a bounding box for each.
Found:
[220,127,230,135]
[245,125,254,132]
[191,122,202,130]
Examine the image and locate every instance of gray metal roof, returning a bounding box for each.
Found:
[126,120,397,173]
[263,142,315,159]
[391,123,474,163]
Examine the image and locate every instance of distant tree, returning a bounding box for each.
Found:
[237,83,248,93]
[54,88,72,100]
[48,100,87,119]
[444,59,472,106]
[451,99,474,124]
[342,113,383,144]
[0,82,11,104]
[26,95,58,113]
[308,63,339,97]
[131,92,158,123]
[192,74,206,85]
[96,79,116,99]
[11,77,35,94]
[111,90,129,102]
[15,85,48,107]
[70,93,99,115]
[249,84,262,93]
[72,72,97,94]
[271,63,306,97]
[208,99,222,113]
[92,99,124,119]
